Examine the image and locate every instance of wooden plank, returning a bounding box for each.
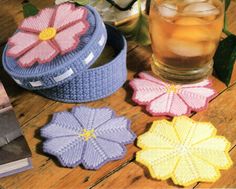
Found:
[91,162,182,189]
[0,1,236,189]
[91,84,236,189]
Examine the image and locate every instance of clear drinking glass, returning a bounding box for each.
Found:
[149,0,224,83]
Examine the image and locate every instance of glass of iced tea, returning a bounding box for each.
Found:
[149,0,224,83]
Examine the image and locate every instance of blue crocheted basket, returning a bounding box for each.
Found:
[38,24,127,103]
[2,5,107,90]
[2,4,127,103]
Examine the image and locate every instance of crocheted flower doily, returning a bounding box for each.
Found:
[130,72,217,116]
[136,116,233,187]
[41,106,136,169]
[7,3,89,68]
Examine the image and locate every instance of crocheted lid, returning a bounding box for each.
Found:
[37,24,127,103]
[2,4,107,90]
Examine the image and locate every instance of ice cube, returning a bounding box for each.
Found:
[167,39,206,57]
[183,3,219,16]
[158,3,178,18]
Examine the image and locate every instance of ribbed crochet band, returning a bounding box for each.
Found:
[37,25,127,103]
[2,5,107,90]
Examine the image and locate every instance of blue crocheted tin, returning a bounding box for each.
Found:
[2,5,107,90]
[38,24,127,103]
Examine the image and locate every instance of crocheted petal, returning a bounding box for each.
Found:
[82,138,125,169]
[137,132,176,149]
[43,136,80,156]
[191,136,232,169]
[95,117,135,144]
[44,137,85,167]
[130,78,166,104]
[173,155,219,186]
[19,8,54,32]
[72,107,113,130]
[178,87,215,110]
[139,72,167,86]
[54,20,89,55]
[188,122,216,145]
[51,112,83,132]
[41,123,80,139]
[7,32,39,58]
[173,116,196,144]
[53,4,88,31]
[136,149,177,179]
[18,41,59,68]
[58,138,85,167]
[151,155,179,179]
[147,120,180,145]
[148,93,188,116]
[181,79,211,88]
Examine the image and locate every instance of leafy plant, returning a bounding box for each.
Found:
[213,35,236,85]
[213,0,236,86]
[22,1,39,18]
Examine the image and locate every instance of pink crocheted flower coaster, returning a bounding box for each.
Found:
[7,3,89,68]
[130,72,217,116]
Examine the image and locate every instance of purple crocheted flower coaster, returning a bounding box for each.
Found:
[41,106,136,169]
[130,72,217,117]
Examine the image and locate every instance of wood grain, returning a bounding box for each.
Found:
[0,0,236,189]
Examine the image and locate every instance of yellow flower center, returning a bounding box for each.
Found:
[166,85,178,93]
[39,27,57,41]
[80,129,96,141]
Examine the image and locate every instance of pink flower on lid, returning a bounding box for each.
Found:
[130,72,217,116]
[7,3,89,68]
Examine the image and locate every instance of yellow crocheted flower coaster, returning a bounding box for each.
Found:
[136,116,233,187]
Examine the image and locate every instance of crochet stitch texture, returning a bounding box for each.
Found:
[136,116,233,186]
[7,3,89,68]
[41,106,136,169]
[130,72,216,116]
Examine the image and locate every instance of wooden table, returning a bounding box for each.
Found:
[0,1,236,188]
